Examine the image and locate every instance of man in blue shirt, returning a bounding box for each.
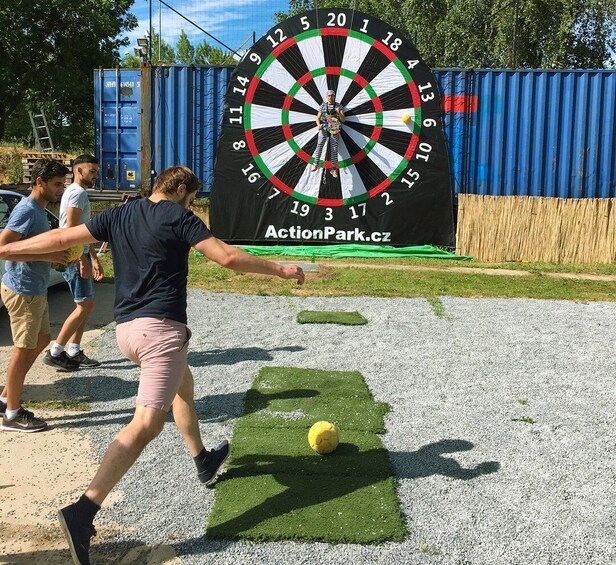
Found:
[0,159,70,432]
[0,165,305,564]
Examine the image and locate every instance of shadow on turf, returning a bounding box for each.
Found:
[195,388,319,423]
[205,439,500,540]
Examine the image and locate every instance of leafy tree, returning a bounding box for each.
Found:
[176,30,195,64]
[275,0,616,69]
[120,52,142,68]
[275,0,314,23]
[195,40,237,65]
[0,0,137,143]
[150,30,176,64]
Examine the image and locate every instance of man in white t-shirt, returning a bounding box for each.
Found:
[44,155,104,371]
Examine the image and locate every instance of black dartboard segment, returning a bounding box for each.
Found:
[210,8,454,246]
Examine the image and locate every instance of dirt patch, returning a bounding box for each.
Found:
[320,261,616,281]
[0,284,181,563]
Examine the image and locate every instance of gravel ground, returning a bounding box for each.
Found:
[73,291,616,565]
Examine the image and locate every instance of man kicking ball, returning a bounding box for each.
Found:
[0,165,305,564]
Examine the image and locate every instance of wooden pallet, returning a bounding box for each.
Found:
[22,153,73,185]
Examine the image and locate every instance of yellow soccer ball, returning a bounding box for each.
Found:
[401,112,411,124]
[65,244,84,262]
[308,421,339,454]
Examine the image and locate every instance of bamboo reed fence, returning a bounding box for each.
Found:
[456,194,616,264]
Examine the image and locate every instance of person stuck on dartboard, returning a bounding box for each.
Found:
[311,89,345,178]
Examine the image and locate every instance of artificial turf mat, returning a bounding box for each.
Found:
[296,310,368,325]
[206,367,406,543]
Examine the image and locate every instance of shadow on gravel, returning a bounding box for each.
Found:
[188,345,305,366]
[50,373,139,402]
[390,439,500,480]
[42,407,135,429]
[194,388,318,423]
[0,540,143,565]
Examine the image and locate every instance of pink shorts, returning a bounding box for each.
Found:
[115,317,191,411]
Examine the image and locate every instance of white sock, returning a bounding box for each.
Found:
[67,343,81,357]
[50,342,64,357]
[5,408,20,419]
[0,396,7,404]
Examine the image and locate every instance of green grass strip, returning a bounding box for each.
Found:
[23,399,89,411]
[296,310,368,325]
[206,367,406,543]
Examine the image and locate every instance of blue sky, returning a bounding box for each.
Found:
[124,1,614,66]
[123,0,290,57]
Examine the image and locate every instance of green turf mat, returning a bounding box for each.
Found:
[206,475,405,543]
[296,310,368,325]
[206,367,406,543]
[240,396,389,432]
[242,368,388,432]
[226,427,391,478]
[251,367,372,397]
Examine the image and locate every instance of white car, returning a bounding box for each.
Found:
[0,189,65,307]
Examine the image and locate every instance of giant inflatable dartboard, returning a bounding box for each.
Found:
[210,8,454,246]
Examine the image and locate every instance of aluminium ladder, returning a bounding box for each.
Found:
[28,109,55,152]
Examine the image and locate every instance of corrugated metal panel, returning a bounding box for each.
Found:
[190,66,235,190]
[434,69,475,198]
[435,69,616,198]
[96,67,616,198]
[94,68,142,190]
[151,66,192,180]
[95,65,232,193]
[150,65,233,193]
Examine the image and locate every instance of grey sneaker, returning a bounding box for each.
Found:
[43,351,80,372]
[69,351,101,367]
[196,440,230,485]
[1,407,47,433]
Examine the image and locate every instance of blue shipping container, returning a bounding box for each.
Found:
[95,66,616,198]
[94,68,142,190]
[94,65,233,193]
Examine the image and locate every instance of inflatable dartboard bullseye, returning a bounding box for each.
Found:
[209,8,454,246]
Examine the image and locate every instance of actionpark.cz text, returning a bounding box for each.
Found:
[265,225,392,242]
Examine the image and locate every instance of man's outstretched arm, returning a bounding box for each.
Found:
[194,236,305,284]
[0,224,96,260]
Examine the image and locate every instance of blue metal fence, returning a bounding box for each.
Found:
[441,69,616,199]
[95,67,616,198]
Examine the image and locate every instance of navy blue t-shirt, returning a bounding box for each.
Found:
[86,198,212,324]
